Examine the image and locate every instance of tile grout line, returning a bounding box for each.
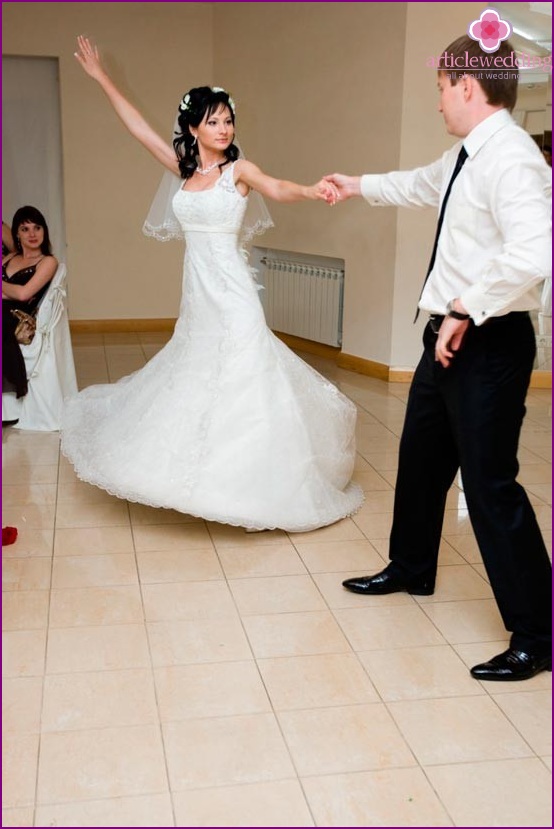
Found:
[205,520,319,825]
[127,500,177,828]
[32,432,63,824]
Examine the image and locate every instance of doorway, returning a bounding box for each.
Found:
[2,55,66,260]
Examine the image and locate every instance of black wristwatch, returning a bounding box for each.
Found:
[446,300,470,320]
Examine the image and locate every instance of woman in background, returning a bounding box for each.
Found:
[2,206,57,401]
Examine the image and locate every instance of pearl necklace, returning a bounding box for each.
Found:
[196,160,223,176]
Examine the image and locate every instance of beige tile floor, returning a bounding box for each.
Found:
[2,331,552,827]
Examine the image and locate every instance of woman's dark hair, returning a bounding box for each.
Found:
[173,86,238,180]
[11,205,52,255]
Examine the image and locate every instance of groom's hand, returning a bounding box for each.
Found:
[323,174,362,201]
[313,179,340,205]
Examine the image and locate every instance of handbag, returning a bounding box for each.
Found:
[11,309,37,345]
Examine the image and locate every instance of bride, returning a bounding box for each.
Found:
[61,36,363,532]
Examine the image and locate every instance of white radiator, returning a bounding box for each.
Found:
[260,255,344,347]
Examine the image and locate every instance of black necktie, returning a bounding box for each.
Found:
[414,145,468,321]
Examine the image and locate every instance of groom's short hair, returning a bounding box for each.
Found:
[439,35,518,113]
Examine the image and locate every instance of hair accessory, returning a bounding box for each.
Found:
[179,88,235,114]
[212,87,236,112]
[179,93,192,113]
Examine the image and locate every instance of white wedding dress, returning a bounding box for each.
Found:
[61,163,363,531]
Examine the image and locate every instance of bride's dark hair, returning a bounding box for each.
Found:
[173,86,238,180]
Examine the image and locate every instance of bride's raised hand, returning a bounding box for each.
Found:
[74,36,106,81]
[72,36,179,175]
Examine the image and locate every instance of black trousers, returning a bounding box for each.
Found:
[389,312,551,655]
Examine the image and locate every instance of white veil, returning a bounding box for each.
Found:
[142,116,274,247]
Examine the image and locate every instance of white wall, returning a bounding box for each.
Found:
[4,2,513,372]
[389,2,487,368]
[213,1,408,366]
[3,2,213,320]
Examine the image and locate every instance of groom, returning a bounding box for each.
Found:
[326,35,552,682]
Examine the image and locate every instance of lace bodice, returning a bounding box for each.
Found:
[172,162,248,235]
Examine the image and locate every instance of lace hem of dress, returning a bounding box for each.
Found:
[59,441,364,532]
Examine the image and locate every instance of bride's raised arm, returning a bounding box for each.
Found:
[74,36,179,175]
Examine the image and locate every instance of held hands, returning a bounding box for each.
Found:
[312,179,340,205]
[312,173,362,206]
[323,174,362,201]
[74,36,105,81]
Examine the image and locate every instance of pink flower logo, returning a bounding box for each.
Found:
[468,8,512,53]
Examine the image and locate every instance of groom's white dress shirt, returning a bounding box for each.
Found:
[360,109,552,325]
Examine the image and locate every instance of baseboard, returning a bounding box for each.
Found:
[272,331,341,361]
[530,370,552,389]
[68,321,340,360]
[388,368,415,383]
[387,368,551,388]
[70,318,177,334]
[68,321,551,388]
[336,354,551,388]
[336,353,390,382]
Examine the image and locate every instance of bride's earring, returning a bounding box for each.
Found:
[191,135,197,147]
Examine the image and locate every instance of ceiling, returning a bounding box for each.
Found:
[491,2,552,84]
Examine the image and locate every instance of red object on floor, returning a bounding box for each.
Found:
[2,526,18,546]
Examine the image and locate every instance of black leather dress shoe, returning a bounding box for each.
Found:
[342,566,435,596]
[470,648,552,682]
